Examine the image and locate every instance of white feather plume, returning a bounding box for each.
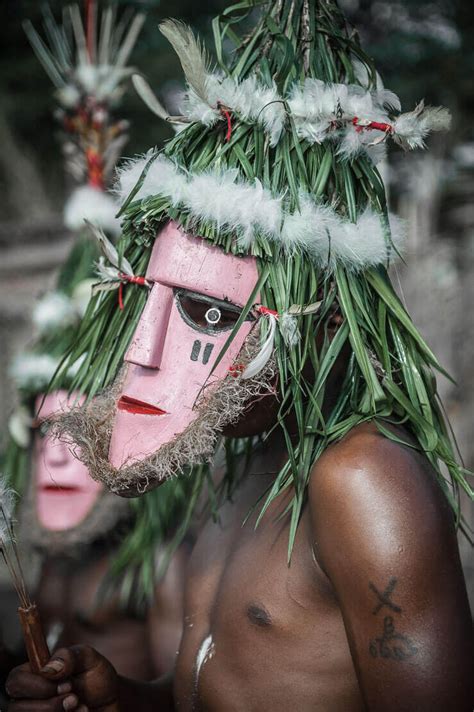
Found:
[132,74,172,121]
[85,220,133,276]
[64,185,121,236]
[242,314,277,380]
[159,20,210,105]
[9,353,60,393]
[33,292,77,335]
[393,102,452,149]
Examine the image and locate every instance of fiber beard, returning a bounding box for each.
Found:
[50,333,276,497]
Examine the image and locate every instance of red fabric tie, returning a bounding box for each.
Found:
[217,103,233,142]
[86,148,104,189]
[256,305,279,318]
[118,274,148,311]
[352,117,393,134]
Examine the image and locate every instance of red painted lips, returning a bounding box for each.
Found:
[41,484,80,493]
[117,396,168,416]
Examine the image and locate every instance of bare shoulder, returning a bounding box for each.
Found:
[308,422,457,571]
[307,427,474,709]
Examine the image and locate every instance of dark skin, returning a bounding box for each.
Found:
[6,357,474,710]
[34,545,186,681]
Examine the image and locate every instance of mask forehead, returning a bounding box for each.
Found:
[146,221,259,306]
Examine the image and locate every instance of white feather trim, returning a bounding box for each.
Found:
[33,292,77,335]
[64,185,121,236]
[281,196,405,270]
[8,407,33,449]
[9,354,60,392]
[116,157,405,270]
[393,103,452,150]
[181,73,400,151]
[184,74,285,146]
[115,155,282,245]
[179,71,449,157]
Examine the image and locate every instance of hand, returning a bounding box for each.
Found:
[6,646,120,711]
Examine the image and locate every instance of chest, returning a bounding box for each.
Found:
[174,481,348,711]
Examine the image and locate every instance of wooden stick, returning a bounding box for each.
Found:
[18,604,50,673]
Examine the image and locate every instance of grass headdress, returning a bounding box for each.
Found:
[54,0,472,561]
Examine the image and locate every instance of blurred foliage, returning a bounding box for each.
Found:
[0,0,473,212]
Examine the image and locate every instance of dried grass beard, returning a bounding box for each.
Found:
[50,331,276,494]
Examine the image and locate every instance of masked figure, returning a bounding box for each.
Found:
[8,1,474,710]
[1,2,187,694]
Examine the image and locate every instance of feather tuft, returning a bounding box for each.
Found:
[132,74,171,121]
[85,220,133,275]
[279,313,300,348]
[159,20,210,105]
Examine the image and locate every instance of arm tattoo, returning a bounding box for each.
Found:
[369,577,402,615]
[368,578,418,661]
[369,616,418,661]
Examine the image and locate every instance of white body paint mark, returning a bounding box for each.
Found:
[196,634,215,678]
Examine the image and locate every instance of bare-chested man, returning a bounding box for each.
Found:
[5,0,474,708]
[5,414,474,710]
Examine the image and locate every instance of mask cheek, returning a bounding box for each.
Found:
[198,321,255,382]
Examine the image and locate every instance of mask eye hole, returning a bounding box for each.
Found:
[176,290,246,333]
[205,307,222,326]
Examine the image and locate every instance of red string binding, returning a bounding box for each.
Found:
[352,117,394,134]
[217,102,233,142]
[256,305,279,318]
[86,148,104,189]
[117,274,148,311]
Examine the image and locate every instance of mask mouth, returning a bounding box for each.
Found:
[117,395,168,416]
[40,484,81,494]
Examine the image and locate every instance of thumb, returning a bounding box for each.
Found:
[40,650,69,680]
[40,646,97,680]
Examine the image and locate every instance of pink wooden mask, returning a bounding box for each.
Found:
[108,221,259,469]
[34,391,103,531]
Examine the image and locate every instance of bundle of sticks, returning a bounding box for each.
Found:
[0,479,50,673]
